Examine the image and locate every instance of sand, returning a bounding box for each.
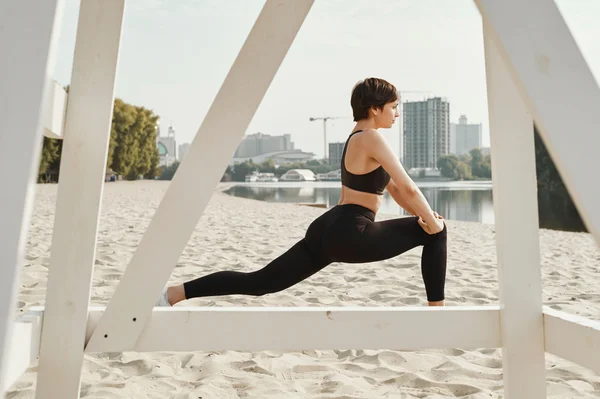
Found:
[8,180,600,398]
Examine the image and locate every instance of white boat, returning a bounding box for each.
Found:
[245,171,279,182]
[316,169,341,181]
[244,171,258,182]
[257,173,278,182]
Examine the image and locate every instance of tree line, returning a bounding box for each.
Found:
[221,159,338,182]
[437,148,491,180]
[38,97,161,182]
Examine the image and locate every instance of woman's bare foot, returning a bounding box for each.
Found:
[167,284,187,305]
[428,300,445,306]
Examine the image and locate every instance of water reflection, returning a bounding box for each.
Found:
[223,183,586,232]
[224,184,495,224]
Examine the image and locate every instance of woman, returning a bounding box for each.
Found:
[157,77,447,307]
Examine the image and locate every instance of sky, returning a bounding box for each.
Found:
[52,0,600,159]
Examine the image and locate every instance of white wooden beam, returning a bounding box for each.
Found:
[87,306,501,352]
[2,312,43,393]
[41,79,68,139]
[543,307,600,375]
[35,1,126,398]
[482,18,546,399]
[86,0,315,353]
[0,1,64,395]
[476,0,600,243]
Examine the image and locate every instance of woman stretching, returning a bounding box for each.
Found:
[157,77,447,307]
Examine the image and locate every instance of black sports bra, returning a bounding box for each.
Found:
[340,130,390,195]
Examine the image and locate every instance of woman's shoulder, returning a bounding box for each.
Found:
[351,129,390,156]
[353,129,384,143]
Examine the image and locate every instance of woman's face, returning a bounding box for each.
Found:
[373,100,400,129]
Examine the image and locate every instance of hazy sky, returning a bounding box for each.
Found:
[53,0,600,159]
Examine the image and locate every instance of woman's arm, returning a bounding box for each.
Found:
[385,180,417,216]
[360,129,442,231]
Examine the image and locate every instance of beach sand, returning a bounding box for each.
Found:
[8,180,600,398]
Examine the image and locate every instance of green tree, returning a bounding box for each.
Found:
[145,146,160,179]
[38,137,62,182]
[221,165,233,182]
[456,162,473,180]
[438,154,473,180]
[159,161,180,180]
[37,95,160,182]
[109,100,161,180]
[38,137,60,175]
[129,106,159,179]
[437,154,461,178]
[534,125,565,190]
[232,160,257,181]
[109,99,136,176]
[469,148,491,178]
[258,159,276,174]
[533,123,586,232]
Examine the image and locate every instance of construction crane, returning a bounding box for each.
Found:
[309,115,350,161]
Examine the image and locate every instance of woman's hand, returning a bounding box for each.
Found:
[417,212,445,235]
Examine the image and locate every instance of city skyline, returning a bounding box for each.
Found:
[52,0,600,159]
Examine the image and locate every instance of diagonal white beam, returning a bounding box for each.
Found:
[83,306,502,352]
[482,17,546,399]
[0,1,64,394]
[543,307,600,375]
[86,0,315,352]
[35,1,126,398]
[475,0,600,243]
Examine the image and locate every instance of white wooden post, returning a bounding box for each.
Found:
[86,0,315,352]
[35,1,126,398]
[482,20,546,399]
[0,1,65,394]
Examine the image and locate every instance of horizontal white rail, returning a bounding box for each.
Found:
[543,307,600,374]
[81,306,501,353]
[12,306,600,380]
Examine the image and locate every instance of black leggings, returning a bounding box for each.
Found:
[183,204,447,302]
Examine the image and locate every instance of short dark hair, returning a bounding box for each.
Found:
[350,78,399,121]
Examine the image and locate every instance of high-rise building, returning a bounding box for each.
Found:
[450,115,482,155]
[328,142,345,167]
[403,97,450,169]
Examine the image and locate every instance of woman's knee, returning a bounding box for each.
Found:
[416,218,447,243]
[438,222,447,238]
